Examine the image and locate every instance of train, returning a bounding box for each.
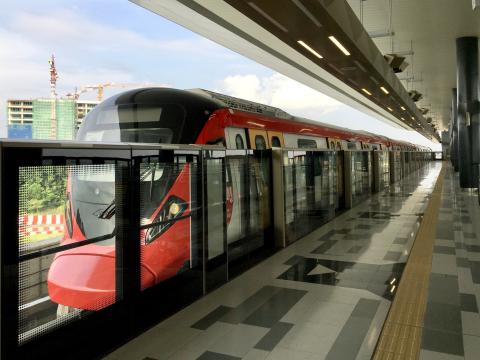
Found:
[47,87,430,314]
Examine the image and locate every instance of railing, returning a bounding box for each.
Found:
[0,140,434,359]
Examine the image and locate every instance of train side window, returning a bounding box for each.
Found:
[271,136,281,147]
[330,141,335,149]
[347,142,357,150]
[255,135,267,149]
[235,134,245,149]
[297,138,317,148]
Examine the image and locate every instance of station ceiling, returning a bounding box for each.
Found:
[346,0,480,134]
[130,0,477,142]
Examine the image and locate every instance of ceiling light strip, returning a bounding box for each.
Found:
[380,86,389,94]
[297,40,323,59]
[328,36,350,56]
[361,88,372,96]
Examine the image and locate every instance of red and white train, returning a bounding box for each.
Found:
[47,87,429,313]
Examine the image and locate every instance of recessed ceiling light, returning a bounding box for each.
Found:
[361,88,372,95]
[328,36,350,56]
[387,107,393,112]
[297,40,323,59]
[400,106,406,110]
[401,117,405,120]
[380,86,389,94]
[411,116,415,120]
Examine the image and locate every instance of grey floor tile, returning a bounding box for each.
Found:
[197,351,241,360]
[461,311,480,337]
[422,328,464,356]
[254,322,294,351]
[424,302,463,334]
[420,349,464,360]
[460,293,479,313]
[243,288,307,328]
[383,251,402,261]
[192,306,233,330]
[463,334,480,360]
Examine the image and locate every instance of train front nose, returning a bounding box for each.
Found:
[47,245,156,311]
[47,248,116,311]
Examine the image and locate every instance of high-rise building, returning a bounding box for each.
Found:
[6,98,99,140]
[6,100,34,125]
[76,101,99,129]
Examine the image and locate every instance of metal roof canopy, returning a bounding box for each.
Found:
[347,0,480,135]
[131,0,439,141]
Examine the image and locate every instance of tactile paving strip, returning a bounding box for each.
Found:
[373,165,445,360]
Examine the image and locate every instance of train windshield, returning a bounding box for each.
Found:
[77,103,186,143]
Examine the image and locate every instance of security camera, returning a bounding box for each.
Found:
[384,54,409,73]
[408,90,423,102]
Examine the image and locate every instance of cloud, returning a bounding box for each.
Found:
[218,73,341,118]
[216,73,439,149]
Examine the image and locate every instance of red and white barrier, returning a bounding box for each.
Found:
[20,214,65,226]
[19,214,65,236]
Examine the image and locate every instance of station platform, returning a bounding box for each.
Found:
[102,162,479,360]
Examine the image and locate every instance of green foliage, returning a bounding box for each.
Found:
[20,167,67,213]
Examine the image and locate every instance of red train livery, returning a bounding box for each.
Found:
[47,87,427,314]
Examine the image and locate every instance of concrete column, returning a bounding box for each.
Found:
[456,37,479,188]
[451,88,459,171]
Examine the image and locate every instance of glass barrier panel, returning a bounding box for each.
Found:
[18,164,118,344]
[138,155,201,291]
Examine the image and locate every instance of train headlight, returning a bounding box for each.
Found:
[144,196,187,244]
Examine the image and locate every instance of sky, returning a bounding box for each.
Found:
[0,0,440,149]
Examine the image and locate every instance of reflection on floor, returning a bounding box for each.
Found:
[104,163,442,360]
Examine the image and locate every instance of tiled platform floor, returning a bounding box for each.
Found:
[104,163,446,360]
[419,166,480,360]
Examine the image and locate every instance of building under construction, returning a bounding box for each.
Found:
[7,98,99,140]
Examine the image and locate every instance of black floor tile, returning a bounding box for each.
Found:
[383,251,402,261]
[427,274,460,306]
[347,245,363,254]
[460,293,479,313]
[424,302,462,334]
[221,286,282,325]
[254,322,293,351]
[393,237,408,245]
[469,261,480,284]
[433,246,456,255]
[311,240,337,254]
[421,328,464,356]
[242,288,306,328]
[349,298,380,319]
[191,305,233,330]
[456,257,470,268]
[197,351,241,360]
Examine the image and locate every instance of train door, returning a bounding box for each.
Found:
[335,141,344,209]
[225,128,248,245]
[267,131,285,148]
[247,129,270,234]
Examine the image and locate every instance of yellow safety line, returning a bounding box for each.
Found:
[373,165,445,360]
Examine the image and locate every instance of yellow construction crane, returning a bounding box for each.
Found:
[66,82,166,101]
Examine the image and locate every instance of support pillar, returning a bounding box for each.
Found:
[451,88,459,171]
[456,37,479,188]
